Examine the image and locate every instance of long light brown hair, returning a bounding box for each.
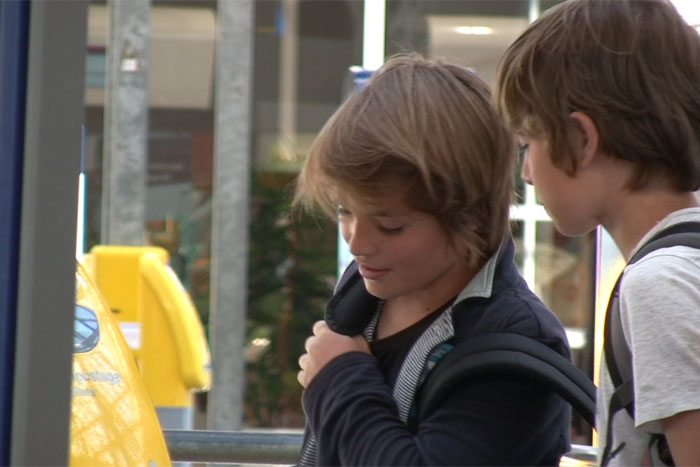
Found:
[295,53,517,267]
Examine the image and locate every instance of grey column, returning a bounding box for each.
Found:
[11,1,87,464]
[207,0,254,431]
[101,0,151,245]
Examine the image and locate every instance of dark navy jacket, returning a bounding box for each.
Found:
[299,237,571,466]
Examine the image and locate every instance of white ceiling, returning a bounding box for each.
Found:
[427,15,529,86]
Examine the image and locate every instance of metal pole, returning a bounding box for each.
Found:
[163,430,599,466]
[101,0,151,245]
[278,0,298,161]
[11,1,87,464]
[207,0,253,431]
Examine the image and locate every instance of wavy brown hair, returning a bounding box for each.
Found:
[495,0,700,191]
[294,54,517,267]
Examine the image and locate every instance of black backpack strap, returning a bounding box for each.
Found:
[601,271,636,466]
[416,333,596,427]
[601,221,700,466]
[632,222,700,261]
[604,221,700,408]
[603,272,634,410]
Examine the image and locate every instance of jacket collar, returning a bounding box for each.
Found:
[454,235,514,304]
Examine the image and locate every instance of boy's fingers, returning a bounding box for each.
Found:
[312,320,327,335]
[297,353,308,387]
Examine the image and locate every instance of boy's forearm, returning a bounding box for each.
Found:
[663,408,700,466]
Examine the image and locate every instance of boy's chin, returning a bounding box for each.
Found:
[551,221,597,238]
[362,280,391,300]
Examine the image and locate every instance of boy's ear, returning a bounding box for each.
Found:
[568,111,599,169]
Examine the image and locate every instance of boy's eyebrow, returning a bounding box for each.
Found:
[370,210,394,217]
[337,204,396,217]
[370,208,416,219]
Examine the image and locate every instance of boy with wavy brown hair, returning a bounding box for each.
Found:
[495,1,700,465]
[293,53,572,465]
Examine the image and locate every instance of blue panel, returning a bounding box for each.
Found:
[85,52,106,89]
[0,0,29,463]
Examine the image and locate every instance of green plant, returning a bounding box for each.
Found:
[245,173,337,427]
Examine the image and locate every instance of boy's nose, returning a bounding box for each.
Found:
[345,220,376,258]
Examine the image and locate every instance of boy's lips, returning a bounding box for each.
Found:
[358,264,390,280]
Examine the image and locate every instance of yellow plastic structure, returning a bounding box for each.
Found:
[88,245,211,427]
[139,251,212,405]
[71,262,171,466]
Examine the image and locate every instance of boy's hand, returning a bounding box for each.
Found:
[297,320,370,388]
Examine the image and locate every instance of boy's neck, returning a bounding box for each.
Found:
[604,189,700,260]
[376,262,480,339]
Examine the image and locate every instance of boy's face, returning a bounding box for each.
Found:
[338,192,469,306]
[520,137,600,237]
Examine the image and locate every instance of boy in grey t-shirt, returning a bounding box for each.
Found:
[494,0,700,465]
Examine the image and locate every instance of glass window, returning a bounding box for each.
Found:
[385,0,593,444]
[245,0,363,427]
[84,0,596,444]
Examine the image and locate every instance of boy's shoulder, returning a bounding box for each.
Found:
[626,207,700,263]
[451,266,569,356]
[620,208,700,313]
[622,245,700,313]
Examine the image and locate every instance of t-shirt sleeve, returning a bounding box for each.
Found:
[620,248,700,432]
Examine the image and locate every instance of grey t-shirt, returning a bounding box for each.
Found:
[597,207,700,466]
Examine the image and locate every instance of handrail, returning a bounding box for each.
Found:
[163,430,302,464]
[163,429,599,465]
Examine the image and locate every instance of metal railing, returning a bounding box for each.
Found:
[163,430,599,465]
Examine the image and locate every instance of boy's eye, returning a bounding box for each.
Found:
[518,143,530,159]
[337,206,351,218]
[379,225,404,234]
